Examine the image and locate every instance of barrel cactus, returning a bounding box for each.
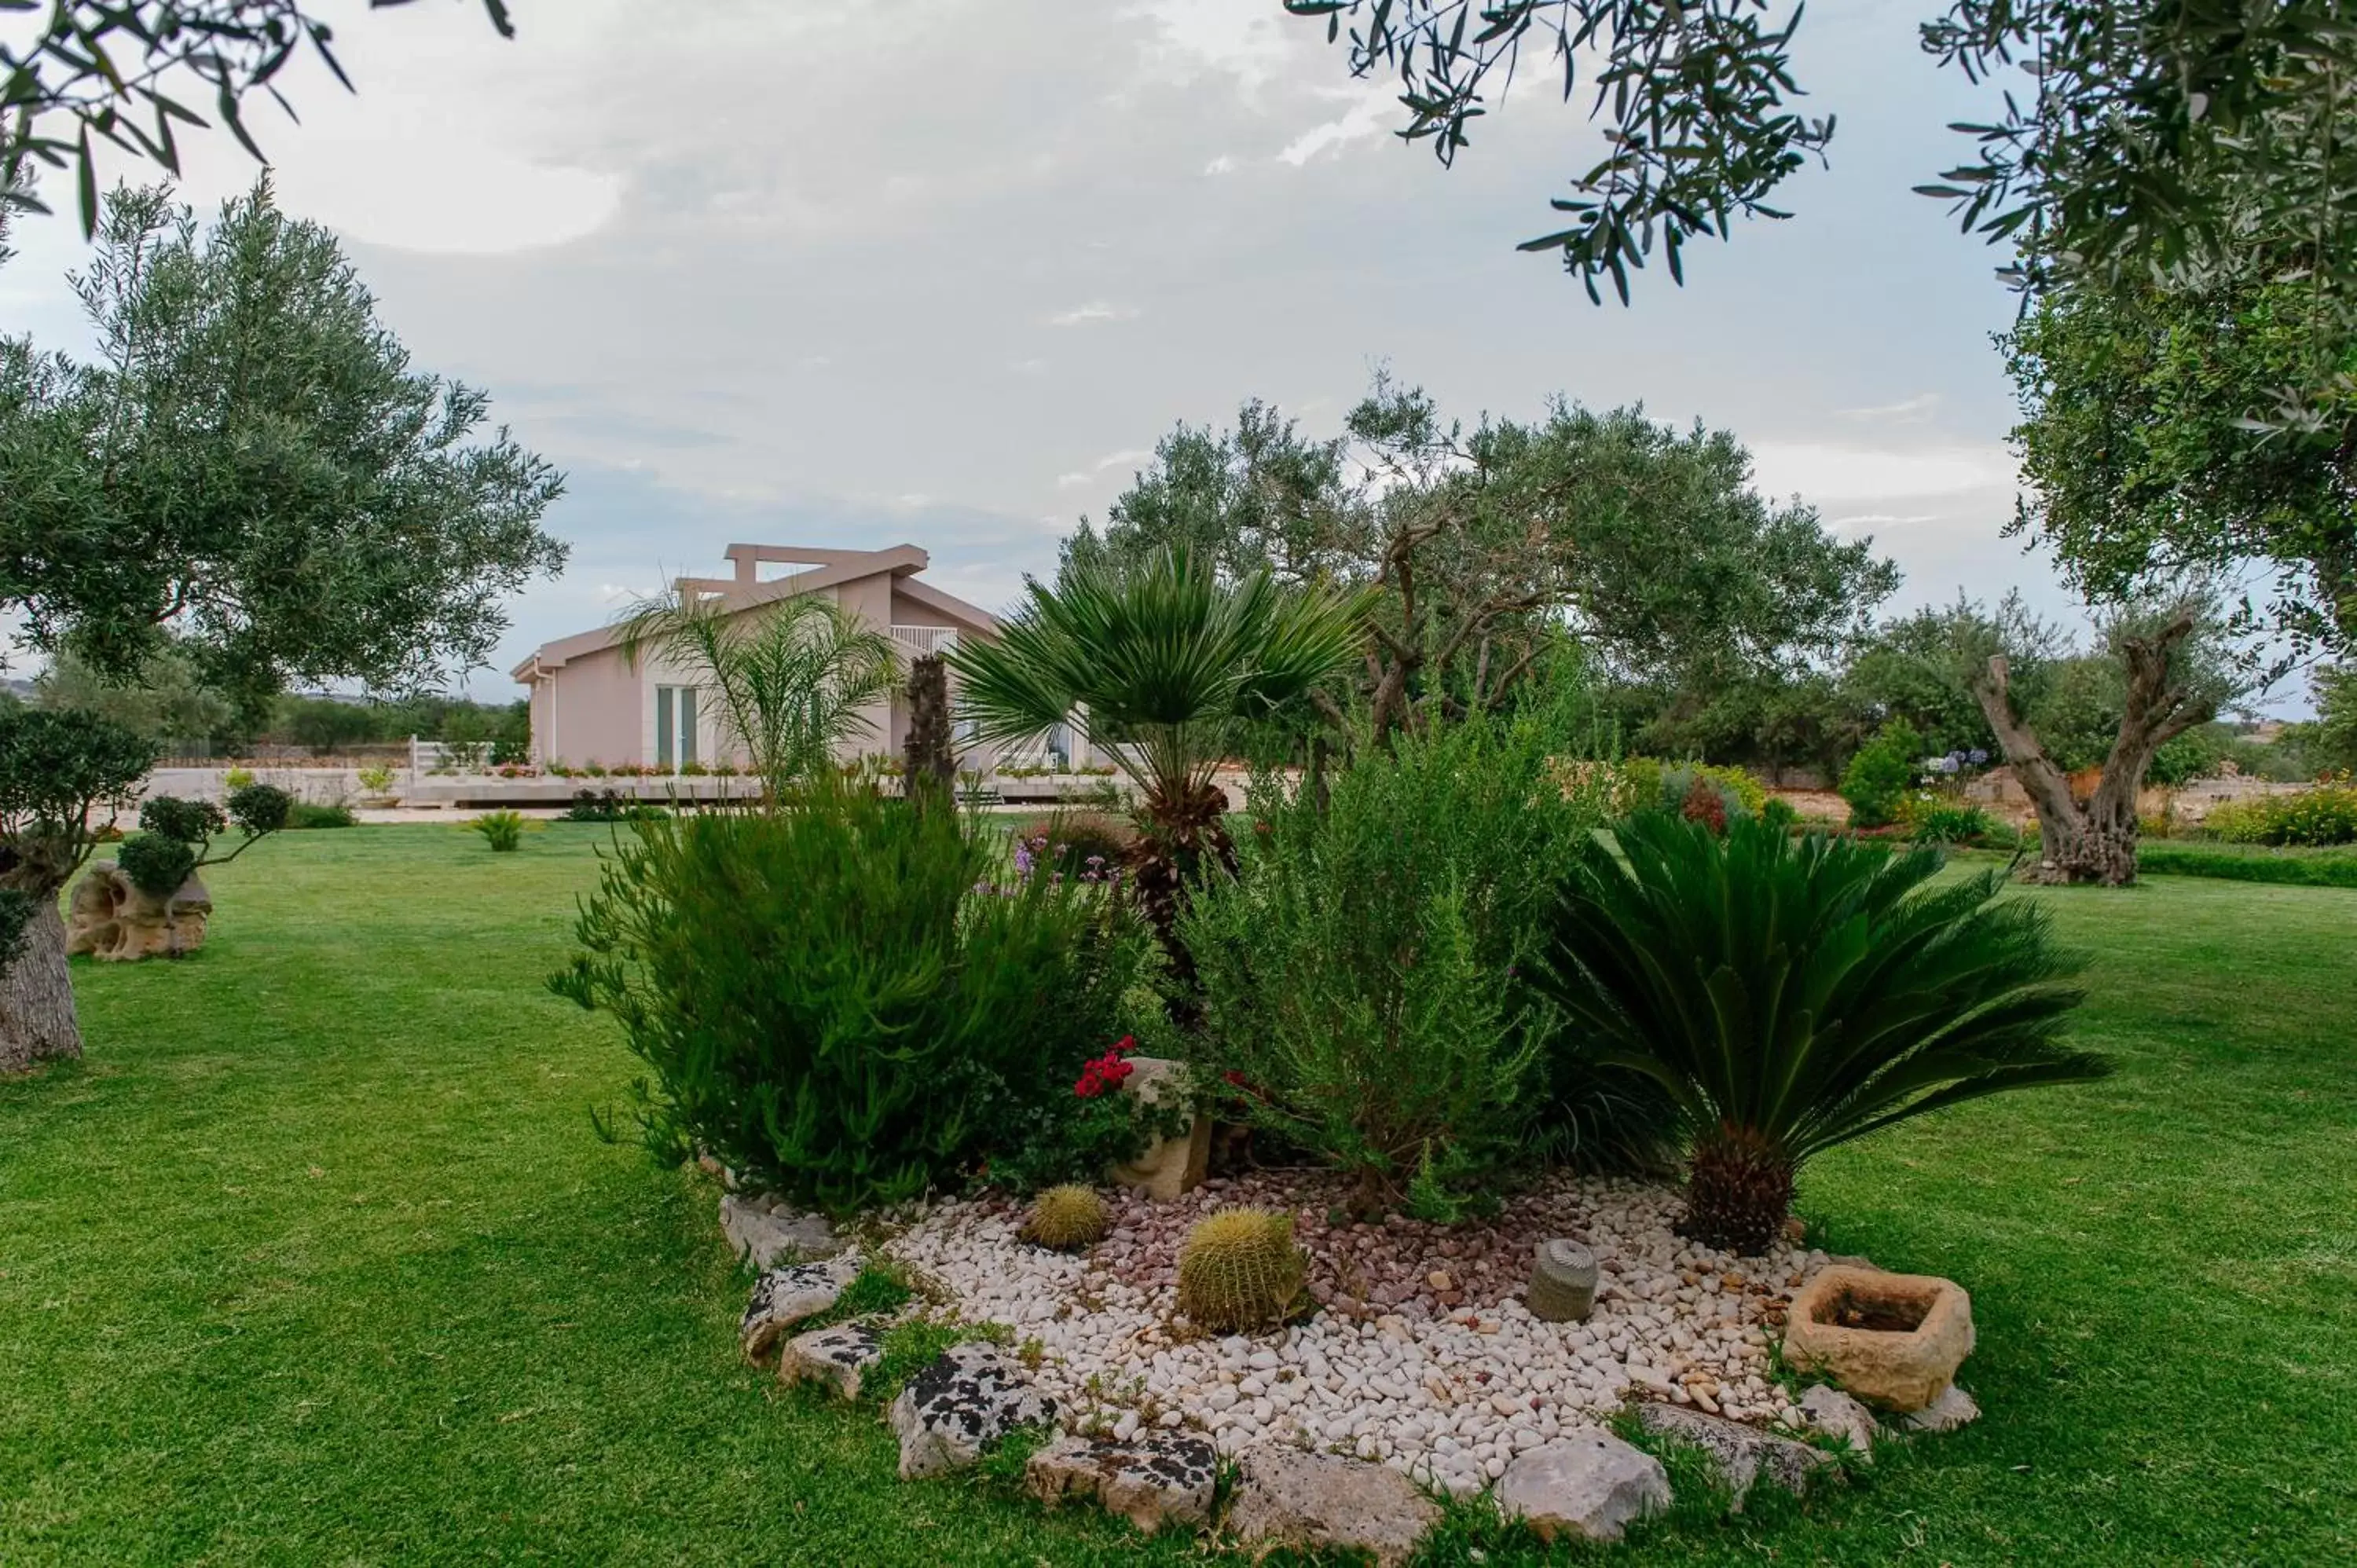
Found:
[1021,1184,1111,1251]
[1176,1207,1307,1332]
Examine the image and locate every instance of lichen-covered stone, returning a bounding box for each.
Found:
[1496,1429,1671,1543]
[1635,1403,1836,1511]
[739,1255,859,1361]
[1227,1445,1440,1567]
[1798,1383,1879,1456]
[1024,1431,1217,1533]
[1783,1265,1974,1412]
[889,1343,1056,1479]
[720,1192,843,1268]
[778,1323,884,1399]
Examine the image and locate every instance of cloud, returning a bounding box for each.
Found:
[1047,301,1141,327]
[1055,448,1153,488]
[1204,154,1238,176]
[1747,441,2016,504]
[1277,86,1397,166]
[1831,512,1941,526]
[1008,357,1050,376]
[1836,393,1943,424]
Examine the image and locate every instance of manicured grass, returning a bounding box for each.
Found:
[5,826,2354,1565]
[2138,838,2357,887]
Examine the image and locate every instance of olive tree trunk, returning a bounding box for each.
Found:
[0,896,81,1072]
[1968,610,2210,887]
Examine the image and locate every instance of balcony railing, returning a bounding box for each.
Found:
[889,625,958,656]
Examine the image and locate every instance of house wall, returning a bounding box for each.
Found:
[542,643,645,768]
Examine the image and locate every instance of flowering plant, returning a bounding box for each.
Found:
[1073,1035,1138,1097]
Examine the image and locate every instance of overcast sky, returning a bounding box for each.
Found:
[5,0,2133,703]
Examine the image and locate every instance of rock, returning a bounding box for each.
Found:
[778,1322,884,1400]
[739,1255,860,1360]
[889,1343,1056,1479]
[1783,1266,1974,1412]
[1024,1430,1218,1533]
[1107,1057,1210,1200]
[1895,1383,1980,1434]
[1226,1445,1441,1567]
[1495,1429,1671,1544]
[1635,1403,1836,1511]
[1798,1384,1878,1456]
[720,1192,844,1267]
[1526,1239,1599,1324]
[65,863,211,962]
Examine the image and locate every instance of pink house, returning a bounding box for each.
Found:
[508,543,1004,771]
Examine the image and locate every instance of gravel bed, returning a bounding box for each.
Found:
[882,1171,1832,1499]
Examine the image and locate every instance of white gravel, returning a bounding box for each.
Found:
[880,1172,1830,1500]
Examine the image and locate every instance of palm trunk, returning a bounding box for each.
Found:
[1679,1123,1794,1255]
[1132,778,1237,1028]
[0,896,82,1072]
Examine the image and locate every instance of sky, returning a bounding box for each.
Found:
[2,0,2180,705]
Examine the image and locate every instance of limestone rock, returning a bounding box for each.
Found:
[778,1322,884,1400]
[1024,1430,1218,1534]
[1636,1403,1835,1511]
[739,1255,860,1361]
[1798,1384,1879,1456]
[889,1343,1056,1479]
[65,863,211,962]
[720,1192,843,1267]
[1783,1265,1974,1412]
[1227,1445,1441,1567]
[1496,1429,1671,1544]
[1895,1383,1980,1434]
[1107,1057,1209,1201]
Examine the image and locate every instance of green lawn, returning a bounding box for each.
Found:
[4,826,2352,1565]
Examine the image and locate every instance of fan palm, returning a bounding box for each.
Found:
[947,548,1373,981]
[1541,813,2106,1254]
[615,588,899,807]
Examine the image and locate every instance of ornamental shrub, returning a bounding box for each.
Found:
[552,773,1146,1214]
[1840,719,1923,829]
[1612,757,1767,819]
[1181,713,1612,1213]
[116,830,199,898]
[2200,777,2357,845]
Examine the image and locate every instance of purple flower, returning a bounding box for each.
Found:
[1013,842,1035,876]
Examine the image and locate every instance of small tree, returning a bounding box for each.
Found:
[614,587,899,807]
[0,707,153,1068]
[901,654,956,804]
[1967,596,2248,885]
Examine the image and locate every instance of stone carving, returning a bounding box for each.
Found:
[1783,1265,1974,1412]
[1526,1238,1599,1322]
[65,862,211,962]
[1107,1057,1208,1200]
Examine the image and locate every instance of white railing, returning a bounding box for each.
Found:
[890,625,958,656]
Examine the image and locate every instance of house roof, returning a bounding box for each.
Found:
[509,543,1002,680]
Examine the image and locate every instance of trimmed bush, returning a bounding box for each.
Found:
[552,775,1145,1214]
[1840,719,1923,829]
[471,809,526,852]
[285,801,356,829]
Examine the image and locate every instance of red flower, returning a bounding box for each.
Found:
[1114,1035,1138,1056]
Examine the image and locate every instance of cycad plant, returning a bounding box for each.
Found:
[947,547,1373,984]
[1541,813,2106,1254]
[615,588,899,807]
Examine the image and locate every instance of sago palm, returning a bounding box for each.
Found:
[947,548,1373,982]
[615,587,898,806]
[1541,813,2106,1254]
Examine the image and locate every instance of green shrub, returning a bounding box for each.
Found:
[2199,777,2357,846]
[1013,811,1135,879]
[222,765,256,790]
[1906,800,1996,844]
[1613,757,1767,819]
[1182,713,1612,1211]
[562,788,668,823]
[1760,797,1799,833]
[116,831,199,898]
[356,763,398,795]
[1839,720,1922,828]
[471,809,526,852]
[552,775,1146,1214]
[284,801,356,829]
[1540,814,2105,1254]
[2137,841,2357,887]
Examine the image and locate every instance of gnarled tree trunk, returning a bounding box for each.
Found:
[1968,611,2210,886]
[0,896,81,1072]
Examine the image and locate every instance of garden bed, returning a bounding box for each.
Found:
[880,1169,1824,1499]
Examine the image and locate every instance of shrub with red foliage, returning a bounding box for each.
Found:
[1681,774,1729,835]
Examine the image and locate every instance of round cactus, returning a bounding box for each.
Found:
[1021,1184,1111,1251]
[1177,1207,1307,1332]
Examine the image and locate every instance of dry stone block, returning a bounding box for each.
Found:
[889,1343,1056,1479]
[1496,1429,1671,1544]
[720,1192,843,1268]
[739,1255,860,1361]
[1783,1265,1974,1412]
[1024,1430,1217,1534]
[777,1323,884,1400]
[1636,1404,1836,1511]
[1227,1445,1441,1568]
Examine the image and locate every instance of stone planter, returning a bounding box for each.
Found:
[1783,1265,1974,1412]
[1107,1057,1208,1201]
[1526,1239,1598,1322]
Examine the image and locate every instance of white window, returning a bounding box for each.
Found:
[655,685,700,768]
